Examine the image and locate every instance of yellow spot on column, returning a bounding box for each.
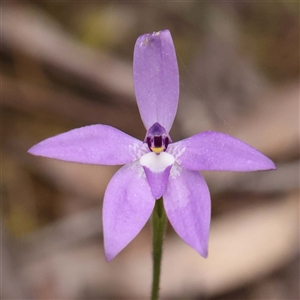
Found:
[151,147,164,154]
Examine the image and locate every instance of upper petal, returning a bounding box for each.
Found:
[133,30,179,132]
[28,125,147,165]
[168,131,276,171]
[140,152,175,199]
[103,161,155,261]
[163,164,211,257]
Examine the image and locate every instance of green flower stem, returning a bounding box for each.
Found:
[151,198,167,300]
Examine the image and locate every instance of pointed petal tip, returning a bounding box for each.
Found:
[27,146,35,155]
[104,250,116,262]
[27,143,49,158]
[103,238,125,262]
[267,160,276,170]
[200,248,208,259]
[28,144,43,156]
[253,155,276,171]
[191,241,209,258]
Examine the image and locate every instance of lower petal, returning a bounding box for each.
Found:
[140,152,175,199]
[103,161,155,261]
[163,165,211,257]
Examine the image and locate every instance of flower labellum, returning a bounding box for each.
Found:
[28,30,276,261]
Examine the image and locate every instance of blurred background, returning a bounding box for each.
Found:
[2,1,299,299]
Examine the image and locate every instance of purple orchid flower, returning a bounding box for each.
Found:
[28,30,275,261]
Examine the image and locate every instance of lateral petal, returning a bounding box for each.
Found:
[140,152,175,199]
[103,161,155,261]
[133,30,179,132]
[163,165,211,257]
[28,125,147,165]
[168,131,276,171]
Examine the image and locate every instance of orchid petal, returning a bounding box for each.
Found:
[163,164,211,257]
[28,125,147,165]
[133,30,179,132]
[103,161,155,261]
[168,131,276,172]
[140,152,175,199]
